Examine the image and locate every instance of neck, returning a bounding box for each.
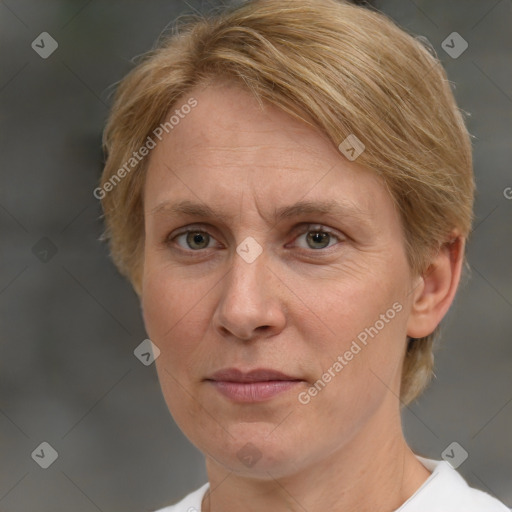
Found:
[201,394,431,512]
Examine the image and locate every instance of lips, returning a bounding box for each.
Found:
[207,368,300,383]
[205,368,303,402]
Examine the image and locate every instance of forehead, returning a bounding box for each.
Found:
[143,82,394,225]
[156,81,337,166]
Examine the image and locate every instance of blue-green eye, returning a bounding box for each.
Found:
[294,227,342,250]
[175,230,214,250]
[169,224,343,254]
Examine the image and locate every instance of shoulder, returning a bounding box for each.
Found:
[397,456,510,512]
[152,483,209,512]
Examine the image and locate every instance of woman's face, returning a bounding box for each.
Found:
[142,81,418,478]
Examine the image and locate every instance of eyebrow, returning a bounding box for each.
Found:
[149,199,372,226]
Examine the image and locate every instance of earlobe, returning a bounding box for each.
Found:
[406,234,465,339]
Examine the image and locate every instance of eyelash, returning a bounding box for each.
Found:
[167,224,344,256]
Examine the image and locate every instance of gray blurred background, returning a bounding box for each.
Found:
[0,0,511,510]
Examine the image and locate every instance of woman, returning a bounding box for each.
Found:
[97,0,510,510]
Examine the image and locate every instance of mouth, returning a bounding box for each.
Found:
[204,368,304,402]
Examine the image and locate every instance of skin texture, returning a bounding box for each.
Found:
[141,80,465,512]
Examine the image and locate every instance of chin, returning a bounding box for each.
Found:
[202,422,304,478]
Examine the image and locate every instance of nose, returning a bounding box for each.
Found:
[212,247,287,341]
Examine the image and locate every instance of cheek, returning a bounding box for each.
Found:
[141,263,222,382]
[141,269,174,342]
[142,267,191,386]
[141,268,212,431]
[142,260,209,340]
[298,266,403,346]
[297,264,408,395]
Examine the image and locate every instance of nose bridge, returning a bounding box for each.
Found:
[224,242,269,311]
[213,241,284,339]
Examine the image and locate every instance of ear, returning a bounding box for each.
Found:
[407,233,466,339]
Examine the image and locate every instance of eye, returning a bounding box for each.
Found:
[167,224,344,254]
[292,225,344,250]
[172,230,217,251]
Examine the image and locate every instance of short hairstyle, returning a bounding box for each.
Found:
[99,0,474,406]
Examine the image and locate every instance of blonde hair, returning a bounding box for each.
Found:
[99,0,474,405]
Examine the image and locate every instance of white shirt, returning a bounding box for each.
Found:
[153,455,510,511]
